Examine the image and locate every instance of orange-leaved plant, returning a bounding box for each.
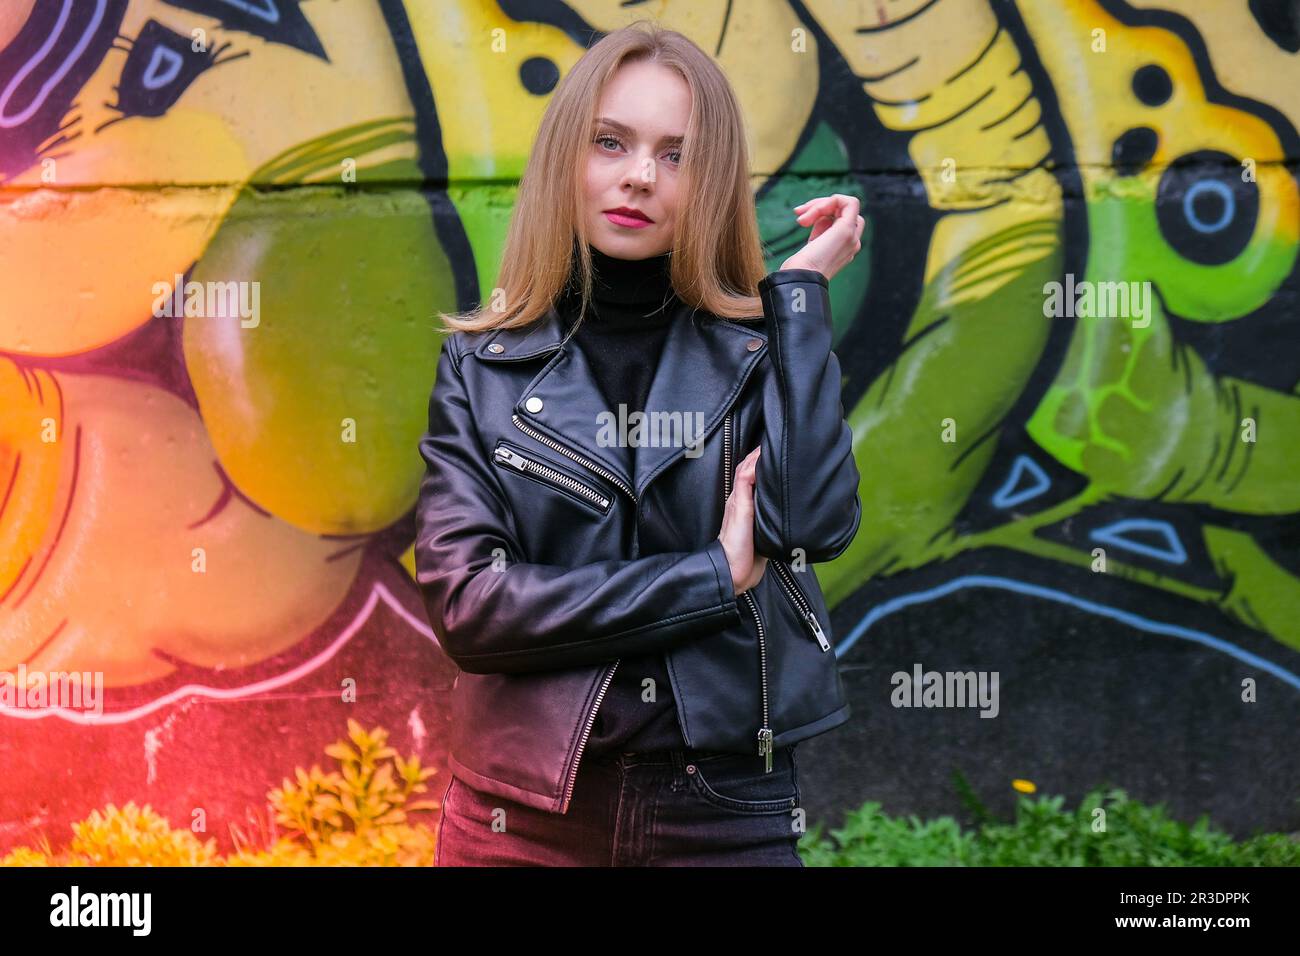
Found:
[1,720,442,866]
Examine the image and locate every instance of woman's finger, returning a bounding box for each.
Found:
[832,196,858,229]
[787,196,866,279]
[811,216,835,243]
[793,196,834,222]
[799,196,857,243]
[794,196,826,211]
[802,195,858,218]
[733,469,755,529]
[733,454,749,488]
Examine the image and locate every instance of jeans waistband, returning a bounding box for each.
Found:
[614,748,740,770]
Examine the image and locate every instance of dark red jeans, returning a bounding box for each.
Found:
[434,746,806,867]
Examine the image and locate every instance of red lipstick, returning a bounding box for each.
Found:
[604,206,654,228]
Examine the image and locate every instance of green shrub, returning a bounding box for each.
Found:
[800,786,1300,866]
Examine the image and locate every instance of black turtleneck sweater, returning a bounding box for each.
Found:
[560,244,687,756]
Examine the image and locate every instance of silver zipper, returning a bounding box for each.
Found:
[510,412,635,810]
[724,412,774,773]
[771,560,831,652]
[493,443,611,511]
[562,661,617,813]
[512,413,637,503]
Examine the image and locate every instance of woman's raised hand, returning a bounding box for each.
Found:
[717,446,767,596]
[780,193,865,281]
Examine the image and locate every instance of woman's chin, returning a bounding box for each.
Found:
[591,230,669,259]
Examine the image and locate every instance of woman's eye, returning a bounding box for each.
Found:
[665,150,682,165]
[596,134,622,151]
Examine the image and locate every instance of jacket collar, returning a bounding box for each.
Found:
[473,299,767,499]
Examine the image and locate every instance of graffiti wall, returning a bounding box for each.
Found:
[1,0,1297,853]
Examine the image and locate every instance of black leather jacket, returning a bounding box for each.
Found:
[415,268,862,814]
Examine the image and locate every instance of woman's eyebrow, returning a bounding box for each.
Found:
[594,117,684,146]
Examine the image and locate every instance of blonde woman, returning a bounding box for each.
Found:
[417,20,863,867]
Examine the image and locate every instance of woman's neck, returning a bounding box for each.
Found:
[557,243,677,331]
[579,242,673,312]
[587,244,672,303]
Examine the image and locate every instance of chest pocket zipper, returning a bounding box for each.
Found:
[492,441,612,514]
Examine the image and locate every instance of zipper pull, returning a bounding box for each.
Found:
[758,727,773,773]
[805,611,831,652]
[494,446,526,470]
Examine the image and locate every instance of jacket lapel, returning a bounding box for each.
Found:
[475,299,767,499]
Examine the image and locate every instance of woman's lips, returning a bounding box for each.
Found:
[604,210,654,229]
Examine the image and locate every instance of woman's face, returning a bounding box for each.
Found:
[583,59,690,260]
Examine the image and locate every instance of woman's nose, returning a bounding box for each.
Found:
[621,153,657,189]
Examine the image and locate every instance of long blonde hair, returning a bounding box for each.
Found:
[436,19,767,335]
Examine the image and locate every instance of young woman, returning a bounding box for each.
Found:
[416,21,864,866]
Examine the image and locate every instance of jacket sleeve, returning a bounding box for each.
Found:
[750,268,863,565]
[414,337,742,676]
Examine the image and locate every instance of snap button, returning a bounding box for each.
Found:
[487,343,504,353]
[686,764,696,774]
[525,396,544,413]
[746,338,762,351]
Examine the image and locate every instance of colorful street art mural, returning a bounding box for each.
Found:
[1,0,1298,852]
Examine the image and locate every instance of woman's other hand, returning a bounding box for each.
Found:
[780,193,865,281]
[718,446,767,596]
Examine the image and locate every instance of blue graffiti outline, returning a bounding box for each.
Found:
[1089,518,1189,564]
[991,454,1051,508]
[1184,179,1235,234]
[834,574,1300,692]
